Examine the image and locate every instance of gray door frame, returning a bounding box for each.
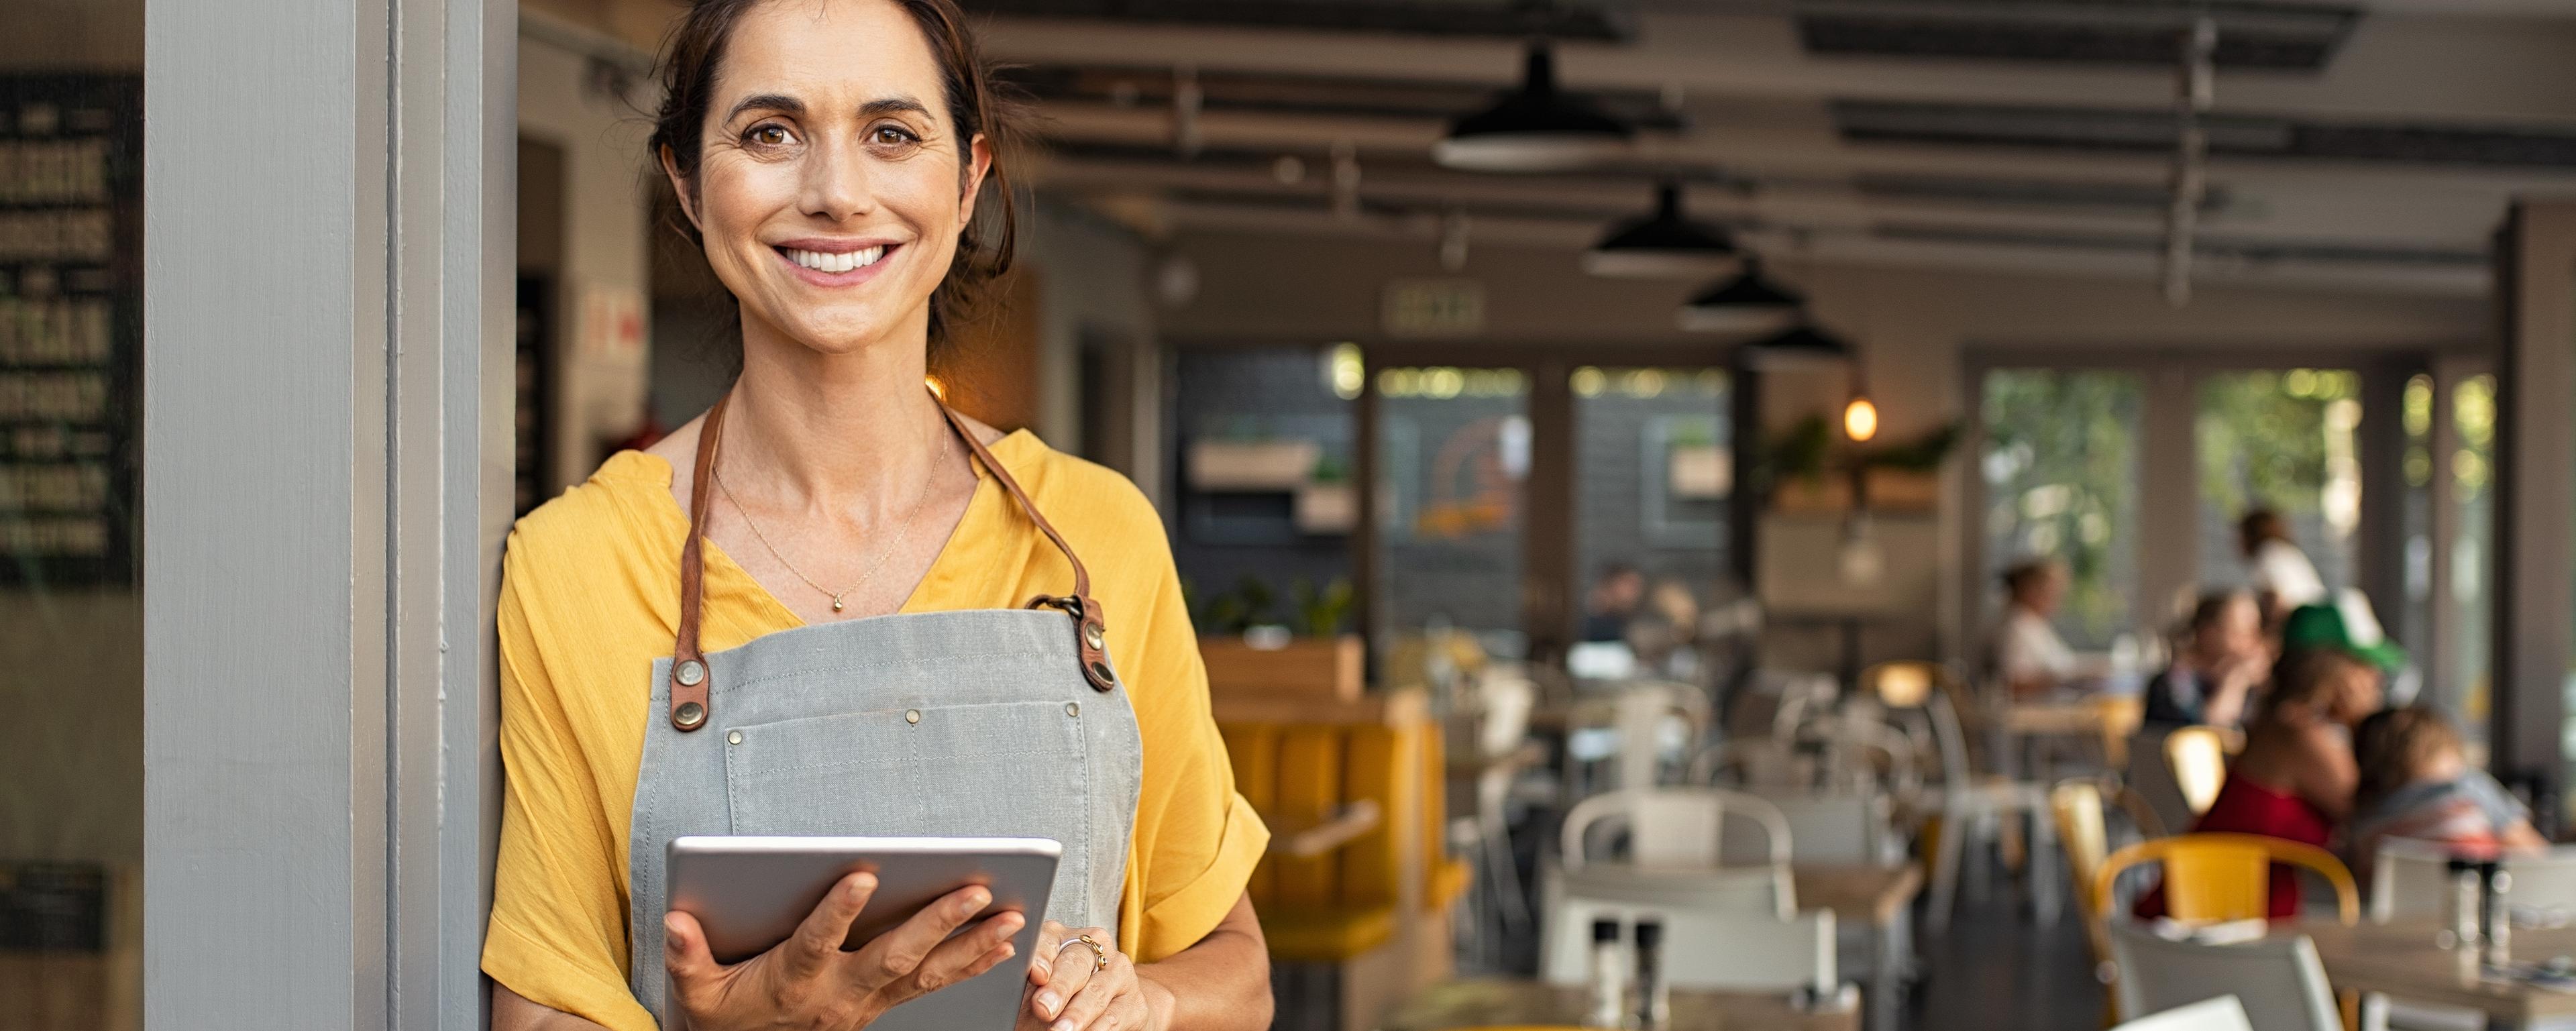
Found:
[143,0,513,1027]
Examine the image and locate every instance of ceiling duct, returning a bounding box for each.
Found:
[1851,172,2229,214]
[1872,221,2486,270]
[1012,64,1684,131]
[1834,99,2576,170]
[961,0,1630,40]
[1793,0,2358,70]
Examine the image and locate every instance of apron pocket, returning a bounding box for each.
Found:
[722,700,1091,855]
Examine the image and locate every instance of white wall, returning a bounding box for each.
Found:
[519,30,656,492]
[1159,228,2490,665]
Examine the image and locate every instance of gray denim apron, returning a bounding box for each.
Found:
[625,393,1142,1026]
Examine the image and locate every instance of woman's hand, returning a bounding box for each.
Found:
[1022,922,1169,1031]
[665,872,1025,1031]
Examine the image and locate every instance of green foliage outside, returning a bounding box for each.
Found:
[1982,370,2139,646]
[2194,369,2357,519]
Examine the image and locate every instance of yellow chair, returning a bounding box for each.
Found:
[2053,780,2114,963]
[2165,726,2234,818]
[2090,832,2360,928]
[1217,688,1471,1030]
[2053,779,2123,1026]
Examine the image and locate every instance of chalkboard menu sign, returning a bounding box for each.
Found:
[0,75,140,586]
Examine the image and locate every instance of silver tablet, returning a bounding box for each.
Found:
[664,835,1060,1030]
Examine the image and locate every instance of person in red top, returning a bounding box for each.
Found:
[2141,612,2387,919]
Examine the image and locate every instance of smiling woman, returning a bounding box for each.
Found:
[482,3,1273,1030]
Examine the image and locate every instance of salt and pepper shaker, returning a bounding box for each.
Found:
[1585,918,1627,1030]
[2442,857,2483,951]
[1633,918,1670,1031]
[2483,861,2514,967]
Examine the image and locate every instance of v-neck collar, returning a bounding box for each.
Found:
[616,429,1035,629]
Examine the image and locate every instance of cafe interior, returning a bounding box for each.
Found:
[19,0,2576,1029]
[486,1,2576,1028]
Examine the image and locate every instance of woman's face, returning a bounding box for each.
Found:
[671,0,989,357]
[2327,661,2385,726]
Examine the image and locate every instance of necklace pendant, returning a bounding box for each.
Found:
[831,598,847,612]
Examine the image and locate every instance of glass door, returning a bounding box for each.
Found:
[1373,365,1530,665]
[1568,366,1729,678]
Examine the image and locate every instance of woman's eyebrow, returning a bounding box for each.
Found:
[723,93,804,122]
[859,97,932,119]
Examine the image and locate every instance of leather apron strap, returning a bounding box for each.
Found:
[667,388,1116,732]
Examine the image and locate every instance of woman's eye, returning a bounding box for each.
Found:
[871,125,919,146]
[747,125,794,146]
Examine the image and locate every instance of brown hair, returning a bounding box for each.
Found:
[2240,508,2290,547]
[647,0,1025,351]
[2353,705,2464,815]
[2266,647,2373,715]
[2188,590,2249,634]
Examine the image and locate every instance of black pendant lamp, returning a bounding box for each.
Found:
[1738,322,1854,370]
[1432,42,1633,173]
[1582,181,1737,279]
[1677,258,1805,332]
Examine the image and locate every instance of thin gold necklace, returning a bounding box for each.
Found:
[713,422,951,614]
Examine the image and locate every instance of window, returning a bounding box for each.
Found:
[1980,369,2143,649]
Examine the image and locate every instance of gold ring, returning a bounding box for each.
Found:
[1071,933,1110,973]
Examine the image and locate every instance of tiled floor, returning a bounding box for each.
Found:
[1909,882,2105,1031]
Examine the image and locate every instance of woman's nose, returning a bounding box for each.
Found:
[799,134,876,221]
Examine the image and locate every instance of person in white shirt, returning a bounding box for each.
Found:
[2239,508,2328,626]
[1992,559,2081,698]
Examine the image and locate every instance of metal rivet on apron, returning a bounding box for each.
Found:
[727,730,743,745]
[673,701,706,730]
[676,659,706,687]
[1066,702,1080,717]
[1082,622,1106,651]
[905,708,921,724]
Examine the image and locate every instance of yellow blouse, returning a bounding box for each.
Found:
[481,433,1267,1031]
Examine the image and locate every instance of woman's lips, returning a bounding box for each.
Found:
[773,242,900,287]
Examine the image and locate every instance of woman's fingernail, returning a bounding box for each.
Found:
[1052,1020,1074,1031]
[1037,991,1061,1013]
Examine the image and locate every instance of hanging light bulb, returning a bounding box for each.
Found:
[1432,42,1633,172]
[1843,395,1879,442]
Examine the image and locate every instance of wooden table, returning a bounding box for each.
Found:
[2000,696,2143,773]
[1381,977,1859,1031]
[2292,919,2576,1030]
[1794,865,1924,1031]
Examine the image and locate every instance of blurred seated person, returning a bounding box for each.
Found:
[1623,579,1705,680]
[2141,608,2387,920]
[1580,561,1646,643]
[2143,590,2270,730]
[2241,508,2328,627]
[1990,558,2101,698]
[2349,705,2544,883]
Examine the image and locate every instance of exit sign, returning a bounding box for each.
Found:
[1381,278,1485,338]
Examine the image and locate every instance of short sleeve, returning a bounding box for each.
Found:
[1114,519,1269,962]
[482,535,659,1031]
[2461,770,2531,829]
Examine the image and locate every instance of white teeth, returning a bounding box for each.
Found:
[787,246,887,274]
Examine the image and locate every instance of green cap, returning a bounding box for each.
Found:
[2280,594,2407,671]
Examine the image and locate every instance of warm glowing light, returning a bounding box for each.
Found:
[1843,396,1878,441]
[925,376,949,400]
